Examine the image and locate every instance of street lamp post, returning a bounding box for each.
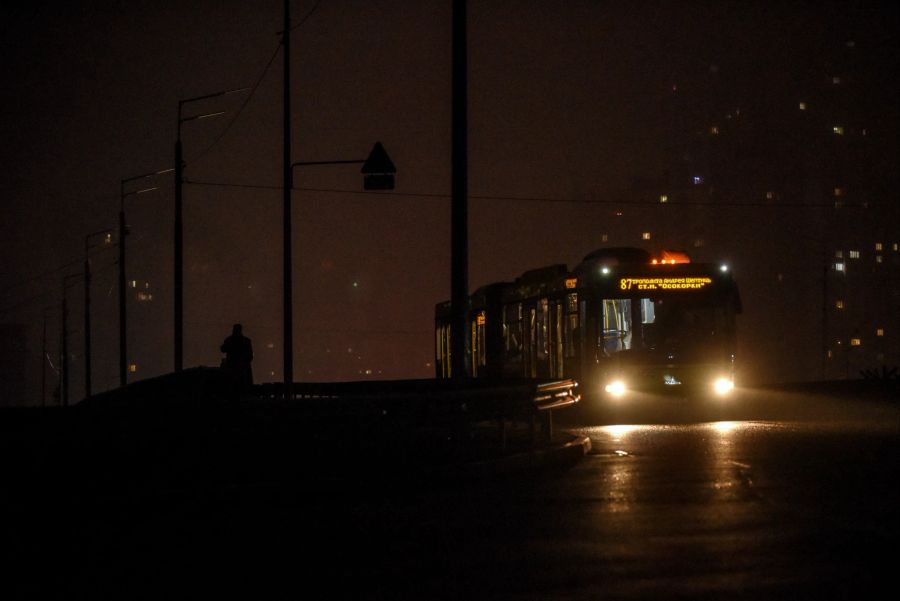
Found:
[61,272,82,406]
[84,228,113,398]
[42,306,51,408]
[119,170,172,388]
[174,87,248,373]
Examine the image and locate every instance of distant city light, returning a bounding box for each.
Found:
[720,264,729,272]
[692,175,703,185]
[833,125,844,135]
[799,101,807,110]
[659,194,668,203]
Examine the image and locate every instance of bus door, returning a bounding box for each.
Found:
[562,291,580,380]
[502,302,525,377]
[470,311,486,377]
[524,304,536,378]
[549,299,565,378]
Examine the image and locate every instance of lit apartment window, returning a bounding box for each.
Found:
[832,76,842,85]
[894,243,899,252]
[827,350,834,359]
[850,338,861,347]
[876,255,883,263]
[876,328,884,337]
[833,187,844,196]
[834,262,845,272]
[693,239,705,248]
[601,234,609,242]
[642,232,651,240]
[136,292,153,302]
[875,242,883,251]
[835,250,843,259]
[710,126,719,135]
[849,250,860,259]
[766,191,775,200]
[798,102,807,110]
[659,194,668,203]
[833,126,844,135]
[130,280,138,288]
[835,300,844,310]
[129,363,138,373]
[692,175,703,185]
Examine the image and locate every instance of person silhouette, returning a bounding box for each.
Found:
[220,323,253,393]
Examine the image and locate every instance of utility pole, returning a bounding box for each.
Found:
[283,0,294,400]
[84,251,91,397]
[174,88,244,374]
[451,0,469,379]
[821,262,828,380]
[61,273,81,406]
[61,291,68,406]
[118,198,127,388]
[119,170,170,388]
[175,134,184,373]
[84,229,111,399]
[42,309,48,408]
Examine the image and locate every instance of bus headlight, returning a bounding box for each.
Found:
[713,377,734,396]
[605,380,627,397]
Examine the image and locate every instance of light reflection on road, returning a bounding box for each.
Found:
[575,421,779,513]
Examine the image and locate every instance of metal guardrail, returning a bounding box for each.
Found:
[249,377,581,447]
[77,370,581,449]
[252,377,579,412]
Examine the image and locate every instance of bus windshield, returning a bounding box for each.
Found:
[600,296,728,359]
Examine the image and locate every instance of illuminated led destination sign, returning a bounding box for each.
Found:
[619,276,713,291]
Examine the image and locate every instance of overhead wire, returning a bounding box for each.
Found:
[189,0,324,167]
[183,179,868,209]
[0,245,119,317]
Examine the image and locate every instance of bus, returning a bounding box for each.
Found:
[435,247,742,400]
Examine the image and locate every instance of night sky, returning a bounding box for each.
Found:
[2,1,898,404]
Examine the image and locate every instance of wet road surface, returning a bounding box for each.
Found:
[8,387,899,599]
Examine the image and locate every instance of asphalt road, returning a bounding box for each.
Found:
[7,386,899,600]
